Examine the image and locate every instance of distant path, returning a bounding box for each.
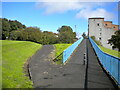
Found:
[29,39,86,88]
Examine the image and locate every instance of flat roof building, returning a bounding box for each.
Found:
[88,18,119,50]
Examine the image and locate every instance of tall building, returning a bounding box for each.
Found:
[88,18,119,50]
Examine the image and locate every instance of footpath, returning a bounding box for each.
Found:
[29,39,86,88]
[29,39,116,89]
[86,39,115,88]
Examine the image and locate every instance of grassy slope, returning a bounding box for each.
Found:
[99,45,120,58]
[54,44,71,64]
[2,40,41,88]
[0,41,1,89]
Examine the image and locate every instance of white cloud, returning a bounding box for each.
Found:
[36,2,86,14]
[76,8,114,20]
[36,0,116,2]
[36,2,115,20]
[1,0,117,2]
[36,2,98,14]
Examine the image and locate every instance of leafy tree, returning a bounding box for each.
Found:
[1,18,77,45]
[2,18,11,39]
[57,26,76,43]
[91,36,101,45]
[1,18,26,40]
[82,32,87,38]
[42,31,58,45]
[108,30,120,51]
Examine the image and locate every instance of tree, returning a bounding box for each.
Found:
[57,26,76,43]
[91,36,101,45]
[108,30,120,51]
[2,18,11,39]
[42,31,58,45]
[11,27,42,43]
[2,18,26,40]
[82,32,87,38]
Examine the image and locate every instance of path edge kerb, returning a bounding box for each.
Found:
[28,45,57,85]
[28,46,43,81]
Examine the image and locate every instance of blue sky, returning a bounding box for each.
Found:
[2,1,119,37]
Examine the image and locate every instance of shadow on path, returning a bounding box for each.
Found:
[86,39,115,88]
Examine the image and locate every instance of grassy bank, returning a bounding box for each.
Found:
[2,40,41,88]
[54,44,71,64]
[99,45,120,58]
[0,41,2,89]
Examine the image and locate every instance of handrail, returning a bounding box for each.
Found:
[90,38,120,60]
[63,37,83,63]
[89,37,120,86]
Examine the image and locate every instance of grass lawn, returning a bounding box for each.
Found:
[0,41,2,89]
[2,40,42,88]
[54,44,71,64]
[98,45,120,58]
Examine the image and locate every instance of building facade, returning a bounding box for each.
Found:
[88,18,119,50]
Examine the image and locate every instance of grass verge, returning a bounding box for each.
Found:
[98,45,120,58]
[2,40,41,88]
[54,44,71,64]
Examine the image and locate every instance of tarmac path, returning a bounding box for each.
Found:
[86,39,115,88]
[29,39,116,89]
[29,39,86,88]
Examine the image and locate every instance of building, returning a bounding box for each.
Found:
[88,18,119,50]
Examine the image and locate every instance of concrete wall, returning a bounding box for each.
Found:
[88,18,117,50]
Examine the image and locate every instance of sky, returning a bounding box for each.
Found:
[1,1,119,37]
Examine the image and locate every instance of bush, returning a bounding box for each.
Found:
[90,36,101,46]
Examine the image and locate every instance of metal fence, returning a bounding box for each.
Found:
[63,37,83,63]
[89,37,120,86]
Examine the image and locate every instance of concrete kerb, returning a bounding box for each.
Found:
[27,46,43,81]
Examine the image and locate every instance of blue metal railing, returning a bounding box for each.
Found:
[63,37,83,63]
[89,37,120,86]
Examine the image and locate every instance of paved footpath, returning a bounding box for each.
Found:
[86,39,115,88]
[29,39,116,88]
[29,39,86,88]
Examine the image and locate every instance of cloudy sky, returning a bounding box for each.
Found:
[2,0,119,37]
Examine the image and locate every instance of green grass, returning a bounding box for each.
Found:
[54,44,72,64]
[0,41,2,89]
[98,45,120,58]
[2,40,42,88]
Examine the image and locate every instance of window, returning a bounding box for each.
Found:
[105,24,107,26]
[97,23,99,26]
[99,37,101,40]
[100,33,102,36]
